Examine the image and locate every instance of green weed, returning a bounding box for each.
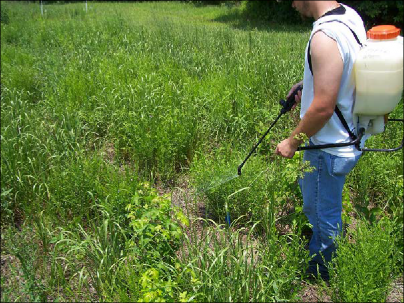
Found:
[327,218,399,302]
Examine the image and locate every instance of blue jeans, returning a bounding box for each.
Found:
[299,146,361,278]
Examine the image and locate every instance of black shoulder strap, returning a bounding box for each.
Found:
[335,105,357,140]
[307,20,362,141]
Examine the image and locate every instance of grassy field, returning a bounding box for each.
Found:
[1,1,403,302]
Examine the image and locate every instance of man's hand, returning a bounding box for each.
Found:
[275,138,299,158]
[287,81,303,111]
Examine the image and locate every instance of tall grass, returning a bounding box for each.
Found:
[326,218,399,302]
[1,1,403,302]
[1,1,308,182]
[178,217,309,302]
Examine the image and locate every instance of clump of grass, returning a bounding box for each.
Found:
[326,218,399,302]
[177,217,309,302]
[1,224,48,302]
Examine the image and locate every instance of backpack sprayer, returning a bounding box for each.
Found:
[238,25,403,176]
[214,25,403,227]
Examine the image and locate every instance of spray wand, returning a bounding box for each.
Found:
[237,85,303,176]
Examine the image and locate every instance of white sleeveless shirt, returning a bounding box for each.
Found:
[300,3,367,157]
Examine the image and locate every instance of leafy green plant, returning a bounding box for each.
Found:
[126,182,187,264]
[349,150,403,225]
[135,265,194,303]
[47,182,187,301]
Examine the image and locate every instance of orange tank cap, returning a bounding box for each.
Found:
[367,25,401,40]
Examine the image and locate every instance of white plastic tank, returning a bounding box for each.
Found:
[353,25,403,134]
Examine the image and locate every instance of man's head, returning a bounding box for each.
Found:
[291,1,339,21]
[291,1,312,18]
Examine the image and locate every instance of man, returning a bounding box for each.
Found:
[275,1,367,281]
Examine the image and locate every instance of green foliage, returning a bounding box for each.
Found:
[244,0,305,24]
[1,0,308,185]
[327,219,399,302]
[344,0,404,29]
[136,266,193,303]
[188,0,226,6]
[126,182,186,264]
[38,184,185,301]
[1,2,10,24]
[348,150,403,225]
[387,176,404,272]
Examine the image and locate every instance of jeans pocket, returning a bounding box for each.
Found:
[331,156,360,176]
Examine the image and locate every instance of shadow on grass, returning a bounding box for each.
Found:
[212,7,311,33]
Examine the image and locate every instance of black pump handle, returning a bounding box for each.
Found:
[279,84,303,114]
